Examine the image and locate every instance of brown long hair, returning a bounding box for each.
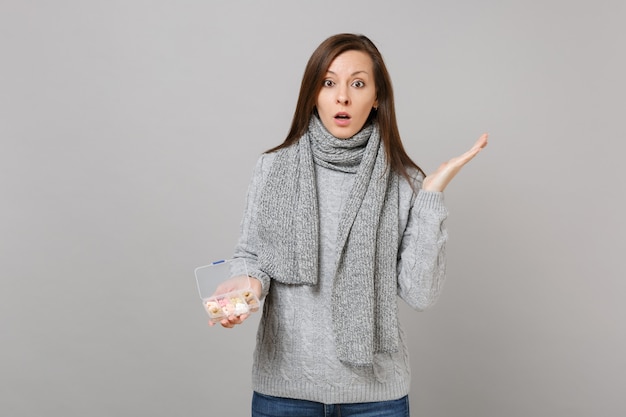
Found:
[267,33,425,180]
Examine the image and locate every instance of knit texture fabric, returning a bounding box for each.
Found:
[234,150,449,403]
[257,116,399,366]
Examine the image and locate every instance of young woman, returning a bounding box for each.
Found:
[212,33,488,416]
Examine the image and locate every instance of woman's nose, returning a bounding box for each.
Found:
[336,87,350,105]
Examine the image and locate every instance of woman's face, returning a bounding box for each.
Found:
[316,50,378,139]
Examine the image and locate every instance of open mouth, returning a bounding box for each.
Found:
[334,112,351,120]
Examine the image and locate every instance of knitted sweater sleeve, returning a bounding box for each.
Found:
[233,154,272,299]
[397,177,449,311]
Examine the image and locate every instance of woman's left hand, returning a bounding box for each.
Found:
[422,133,489,192]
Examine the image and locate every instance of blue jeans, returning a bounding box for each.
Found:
[252,392,410,417]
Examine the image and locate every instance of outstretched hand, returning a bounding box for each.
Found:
[422,133,488,192]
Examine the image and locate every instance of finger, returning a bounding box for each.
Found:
[465,133,488,154]
[454,134,489,165]
[474,133,488,150]
[220,314,249,328]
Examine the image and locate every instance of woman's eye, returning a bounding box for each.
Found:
[323,79,334,87]
[352,80,365,88]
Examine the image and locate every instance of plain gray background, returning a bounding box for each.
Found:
[1,1,624,416]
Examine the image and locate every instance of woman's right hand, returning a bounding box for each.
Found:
[208,277,262,329]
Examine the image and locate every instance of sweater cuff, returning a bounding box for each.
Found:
[248,269,271,299]
[415,190,446,212]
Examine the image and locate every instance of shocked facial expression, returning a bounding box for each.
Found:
[315,50,378,139]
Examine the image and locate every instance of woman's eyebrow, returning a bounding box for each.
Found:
[326,70,369,76]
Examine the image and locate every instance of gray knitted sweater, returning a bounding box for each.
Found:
[234,151,448,404]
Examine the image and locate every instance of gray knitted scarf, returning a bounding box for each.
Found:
[258,115,400,367]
